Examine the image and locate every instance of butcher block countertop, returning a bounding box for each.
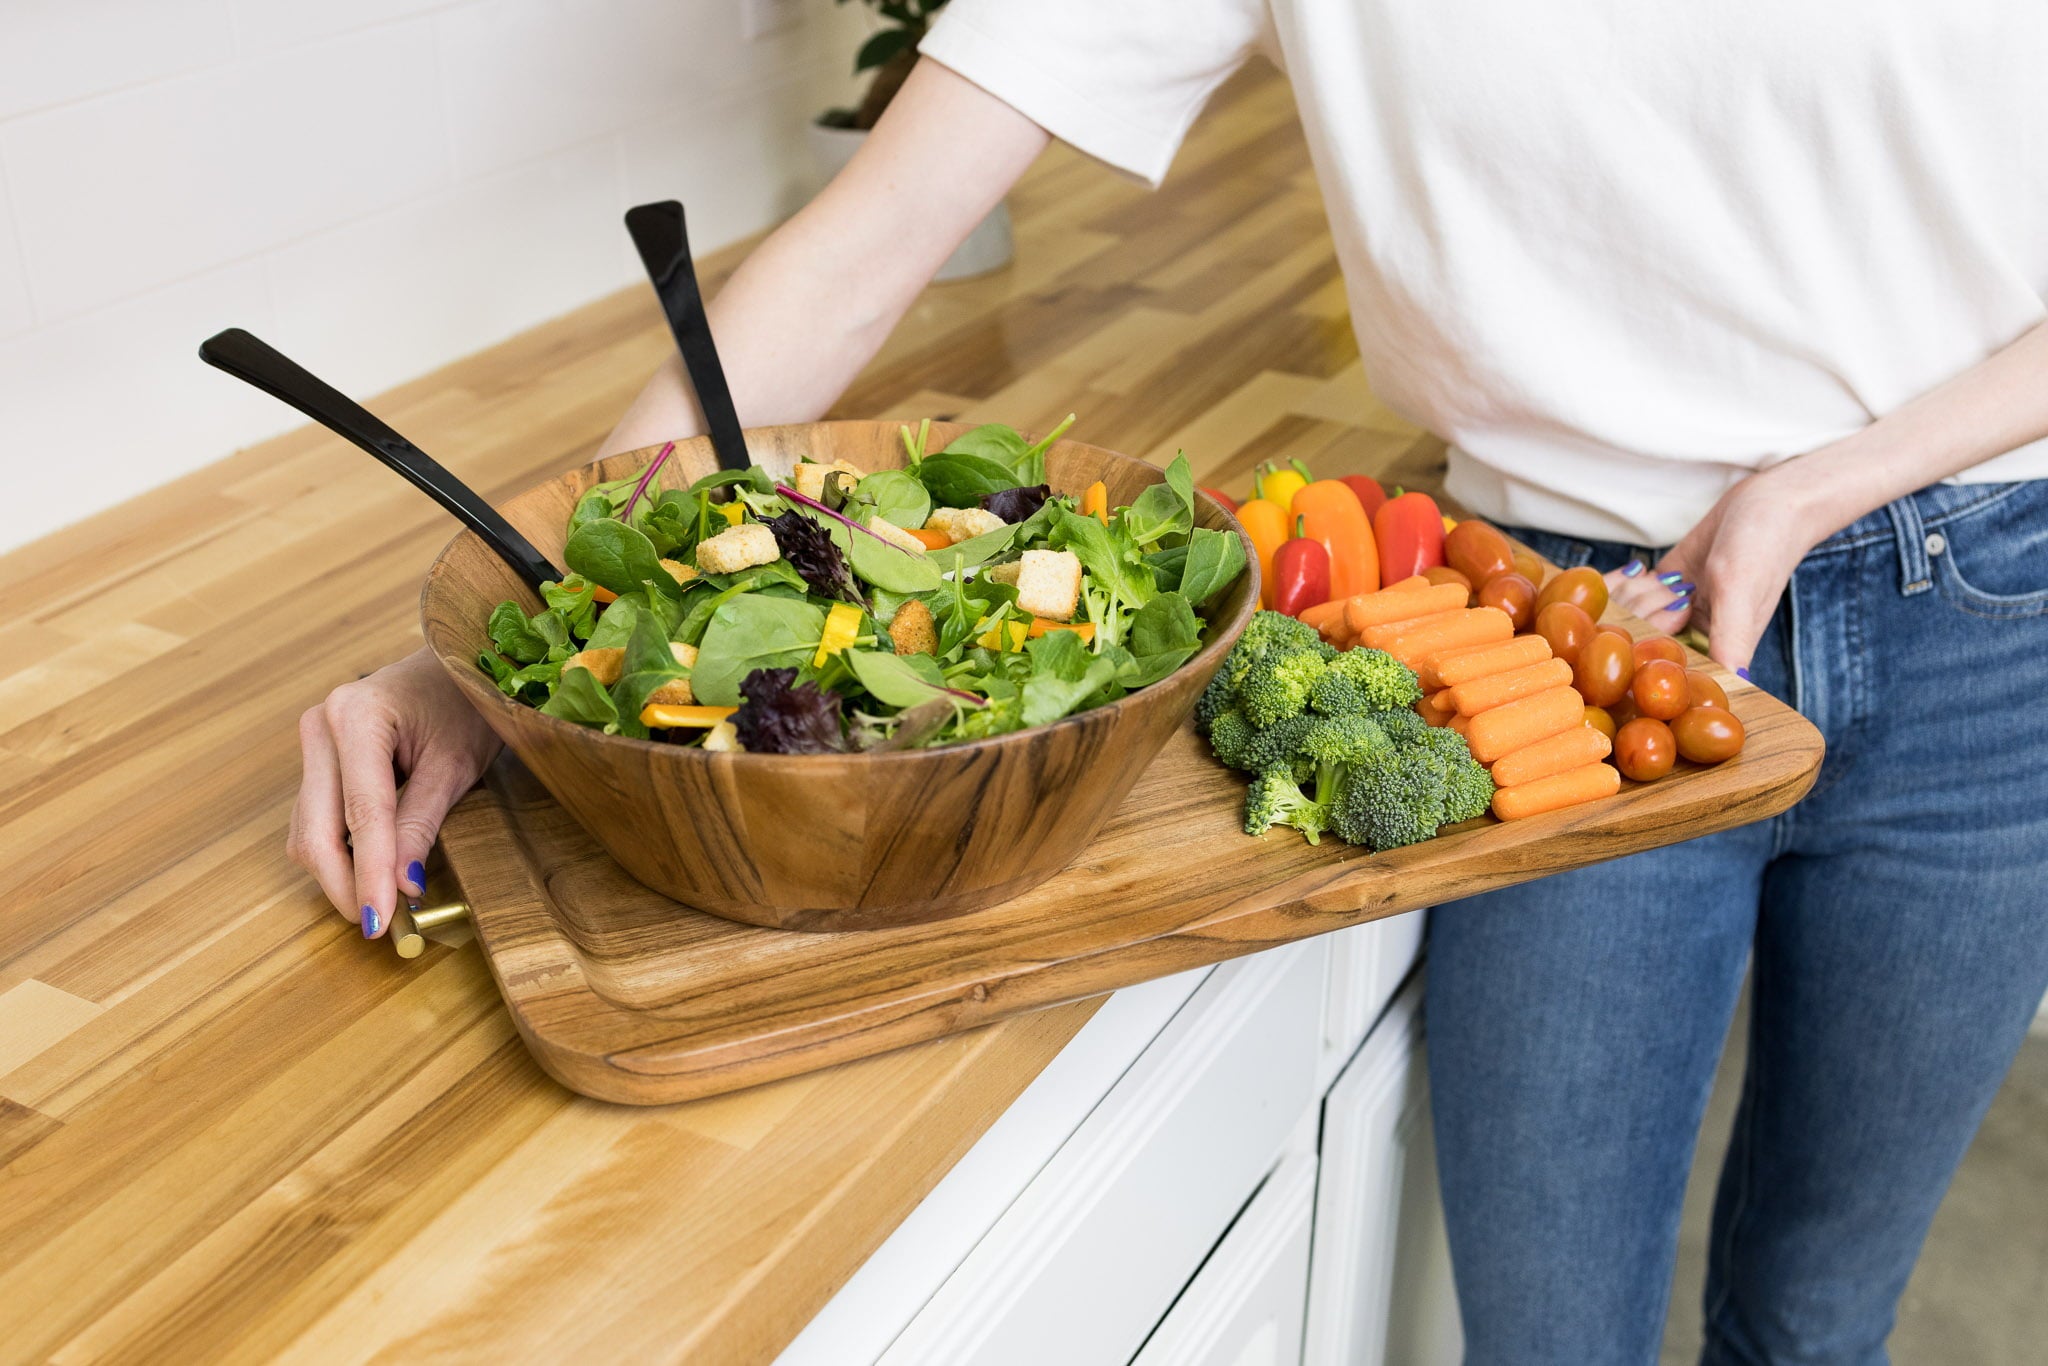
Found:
[0,64,1445,1363]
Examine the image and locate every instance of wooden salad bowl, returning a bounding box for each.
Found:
[420,421,1259,932]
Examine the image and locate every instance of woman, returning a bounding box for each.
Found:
[290,3,2048,1359]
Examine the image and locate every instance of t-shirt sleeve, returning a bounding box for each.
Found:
[918,0,1270,188]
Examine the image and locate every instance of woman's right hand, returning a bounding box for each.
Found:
[288,647,501,937]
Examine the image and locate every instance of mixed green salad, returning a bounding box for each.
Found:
[477,419,1248,754]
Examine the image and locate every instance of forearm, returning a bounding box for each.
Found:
[1773,318,2048,537]
[600,59,1049,458]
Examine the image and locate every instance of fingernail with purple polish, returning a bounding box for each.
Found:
[1736,667,1752,681]
[1658,571,1684,585]
[1666,595,1690,612]
[405,860,426,894]
[1622,560,1644,577]
[1674,581,1696,594]
[362,905,381,938]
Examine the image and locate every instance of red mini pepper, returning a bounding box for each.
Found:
[1199,486,1238,514]
[1271,517,1332,617]
[1372,490,1447,583]
[1339,474,1388,520]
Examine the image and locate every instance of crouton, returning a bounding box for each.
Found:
[702,719,743,752]
[889,600,938,656]
[867,516,929,554]
[1015,549,1083,621]
[925,506,1006,543]
[658,558,698,584]
[562,647,624,686]
[695,521,780,575]
[983,560,1024,587]
[646,642,699,705]
[792,459,864,502]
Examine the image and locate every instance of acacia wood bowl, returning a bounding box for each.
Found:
[420,421,1258,931]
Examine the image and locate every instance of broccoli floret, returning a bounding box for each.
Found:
[1238,711,1320,782]
[1329,747,1450,851]
[1207,706,1259,769]
[1219,611,1335,691]
[1300,713,1395,804]
[1240,649,1326,726]
[1195,667,1235,733]
[1414,726,1496,823]
[1310,648,1422,716]
[1245,768,1329,844]
[1371,707,1429,745]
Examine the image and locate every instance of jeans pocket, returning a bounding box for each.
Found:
[1931,483,2048,620]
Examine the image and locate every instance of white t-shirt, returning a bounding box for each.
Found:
[921,0,2048,547]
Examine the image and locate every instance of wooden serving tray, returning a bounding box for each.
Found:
[438,664,1822,1105]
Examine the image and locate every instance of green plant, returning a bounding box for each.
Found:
[821,0,951,130]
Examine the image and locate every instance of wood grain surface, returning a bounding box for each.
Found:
[420,423,1256,930]
[0,64,1814,1362]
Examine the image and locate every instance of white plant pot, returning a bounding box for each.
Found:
[807,120,1015,281]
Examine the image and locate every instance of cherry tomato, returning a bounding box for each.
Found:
[1614,717,1677,782]
[1444,520,1516,586]
[1673,706,1746,763]
[1573,630,1636,708]
[1423,564,1475,602]
[1536,601,1596,669]
[1685,669,1729,710]
[1633,635,1686,669]
[1535,565,1610,622]
[1583,705,1617,741]
[1477,572,1537,632]
[1596,623,1632,642]
[1606,694,1640,729]
[1512,547,1546,585]
[1632,659,1689,721]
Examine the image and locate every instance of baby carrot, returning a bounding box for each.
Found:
[1465,684,1585,764]
[1419,689,1457,725]
[1431,633,1553,690]
[1299,598,1350,632]
[1359,608,1464,651]
[1450,656,1575,717]
[1449,712,1473,738]
[1344,582,1469,636]
[1490,724,1613,788]
[1491,762,1622,821]
[1381,607,1515,674]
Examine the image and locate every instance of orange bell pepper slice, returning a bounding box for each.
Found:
[1026,618,1096,641]
[1080,481,1110,524]
[639,703,737,729]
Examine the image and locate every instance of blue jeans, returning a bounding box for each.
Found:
[1426,479,2048,1365]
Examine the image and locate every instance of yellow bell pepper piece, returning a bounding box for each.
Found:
[1080,481,1110,524]
[813,601,864,668]
[718,501,746,526]
[1254,461,1309,511]
[974,617,1030,652]
[1441,514,1459,535]
[639,703,737,729]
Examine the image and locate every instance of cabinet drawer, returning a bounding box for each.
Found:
[880,940,1328,1366]
[1322,911,1425,1072]
[1130,1151,1318,1366]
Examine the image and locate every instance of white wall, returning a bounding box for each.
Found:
[0,0,870,553]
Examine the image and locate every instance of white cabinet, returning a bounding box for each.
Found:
[1319,914,1425,1090]
[878,939,1328,1366]
[1129,1152,1319,1366]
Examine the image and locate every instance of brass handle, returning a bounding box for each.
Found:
[392,901,470,959]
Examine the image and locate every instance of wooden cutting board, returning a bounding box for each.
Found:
[437,660,1823,1105]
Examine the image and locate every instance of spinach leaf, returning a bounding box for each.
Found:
[564,519,681,598]
[847,527,943,594]
[846,650,957,710]
[1146,544,1188,593]
[919,451,1021,508]
[1021,652,1119,729]
[1124,591,1202,686]
[1121,455,1197,550]
[1053,507,1155,609]
[689,595,827,705]
[938,424,1031,473]
[540,665,621,730]
[856,469,932,531]
[487,601,559,664]
[540,577,601,639]
[1176,526,1248,606]
[939,522,1019,570]
[606,611,691,737]
[583,596,642,651]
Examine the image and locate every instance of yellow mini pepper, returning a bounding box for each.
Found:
[813,601,864,667]
[1253,460,1310,512]
[1235,497,1291,609]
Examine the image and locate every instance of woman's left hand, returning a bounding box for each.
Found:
[1605,466,1826,672]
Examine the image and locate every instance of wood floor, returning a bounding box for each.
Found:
[0,63,1446,1362]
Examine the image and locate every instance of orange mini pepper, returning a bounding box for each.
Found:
[1290,480,1380,600]
[1235,497,1291,608]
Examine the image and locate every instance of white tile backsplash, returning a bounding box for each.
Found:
[0,0,236,122]
[0,0,873,553]
[3,20,451,322]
